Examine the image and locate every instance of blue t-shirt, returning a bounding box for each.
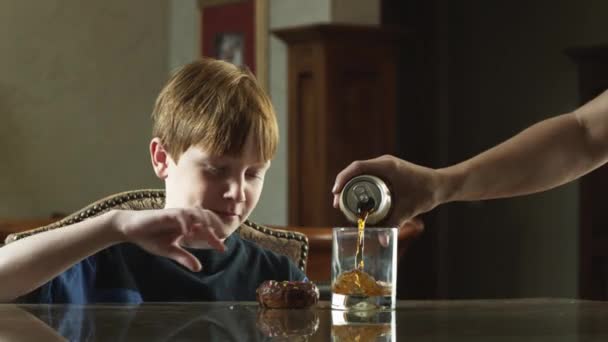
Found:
[19,233,306,304]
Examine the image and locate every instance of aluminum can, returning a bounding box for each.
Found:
[338,174,392,225]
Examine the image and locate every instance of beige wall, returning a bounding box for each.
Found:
[0,0,378,223]
[331,0,380,25]
[0,0,168,218]
[169,0,199,72]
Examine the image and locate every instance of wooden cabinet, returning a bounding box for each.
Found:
[273,24,404,227]
[565,45,608,300]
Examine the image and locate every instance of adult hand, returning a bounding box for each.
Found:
[332,155,443,229]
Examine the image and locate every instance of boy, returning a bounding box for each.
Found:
[0,58,306,303]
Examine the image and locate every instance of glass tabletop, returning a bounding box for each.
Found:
[1,299,608,341]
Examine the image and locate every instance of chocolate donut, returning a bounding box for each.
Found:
[256,280,319,309]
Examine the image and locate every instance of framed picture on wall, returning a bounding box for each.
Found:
[198,0,269,90]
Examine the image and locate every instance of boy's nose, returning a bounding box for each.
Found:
[224,179,246,202]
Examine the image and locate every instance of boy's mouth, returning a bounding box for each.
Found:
[213,210,241,219]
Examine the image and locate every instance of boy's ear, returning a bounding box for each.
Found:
[150,138,170,179]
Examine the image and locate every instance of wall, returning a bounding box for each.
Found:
[0,0,380,225]
[0,0,168,218]
[169,0,199,72]
[332,0,380,25]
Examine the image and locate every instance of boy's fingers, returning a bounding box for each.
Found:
[199,225,225,252]
[173,211,191,236]
[166,245,202,272]
[191,208,224,231]
[205,211,225,232]
[190,223,225,252]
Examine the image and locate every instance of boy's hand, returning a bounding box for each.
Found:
[113,208,225,272]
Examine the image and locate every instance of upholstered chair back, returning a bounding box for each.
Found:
[4,189,308,272]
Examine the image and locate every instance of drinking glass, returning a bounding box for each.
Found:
[331,227,397,311]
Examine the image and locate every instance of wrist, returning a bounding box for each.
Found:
[102,210,128,244]
[435,164,467,204]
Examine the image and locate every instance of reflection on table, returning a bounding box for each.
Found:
[2,299,608,341]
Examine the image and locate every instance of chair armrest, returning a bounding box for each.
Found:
[0,218,61,243]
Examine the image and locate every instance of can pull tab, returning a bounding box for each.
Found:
[353,185,376,215]
[339,174,392,225]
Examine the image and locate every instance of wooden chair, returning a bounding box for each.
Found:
[0,218,61,244]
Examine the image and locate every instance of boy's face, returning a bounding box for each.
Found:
[151,134,270,241]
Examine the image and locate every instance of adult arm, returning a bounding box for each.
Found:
[332,89,608,227]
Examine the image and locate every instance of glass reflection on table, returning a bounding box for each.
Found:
[331,309,395,342]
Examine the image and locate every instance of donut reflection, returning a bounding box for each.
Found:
[256,308,319,340]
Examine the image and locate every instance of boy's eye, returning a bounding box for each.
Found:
[246,170,265,180]
[205,165,227,175]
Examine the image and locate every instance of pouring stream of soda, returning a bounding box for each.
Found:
[355,197,375,270]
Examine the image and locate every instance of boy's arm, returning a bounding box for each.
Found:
[0,212,120,302]
[0,208,225,302]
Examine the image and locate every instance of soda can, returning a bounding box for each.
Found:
[338,175,392,225]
